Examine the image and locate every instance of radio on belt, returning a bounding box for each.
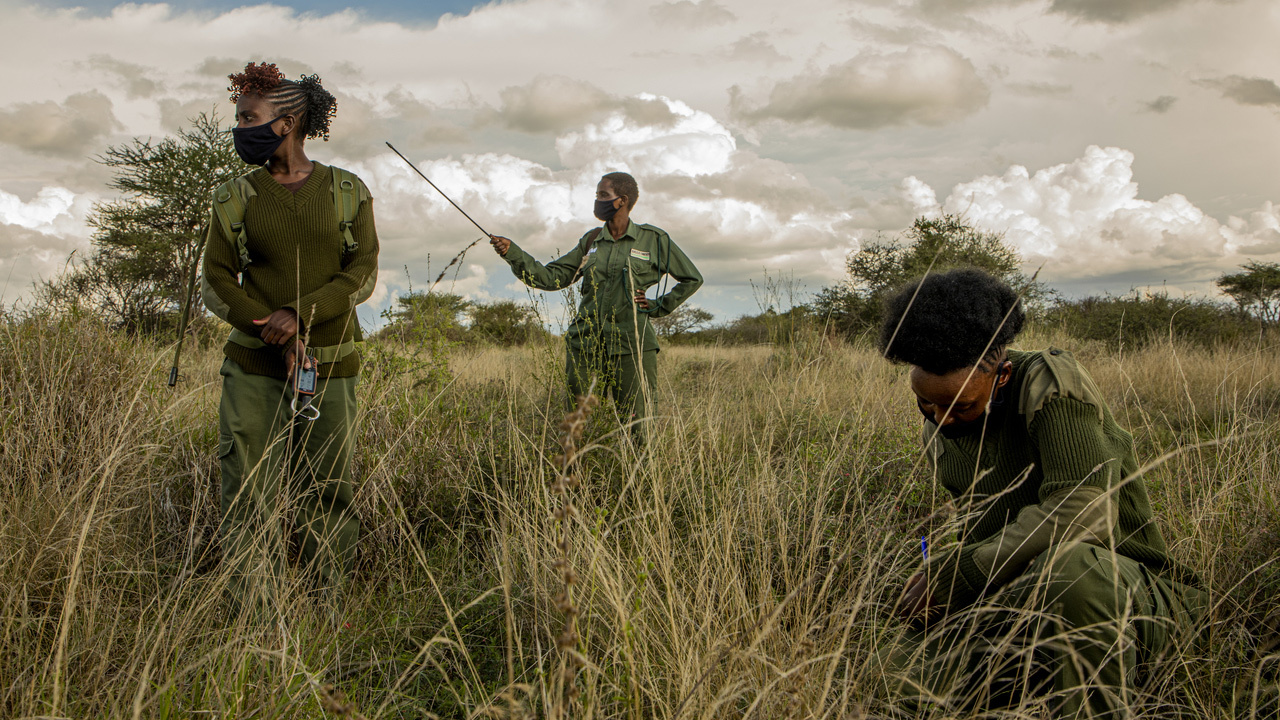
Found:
[295,358,318,397]
[291,351,320,420]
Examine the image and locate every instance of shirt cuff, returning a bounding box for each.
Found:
[926,546,988,609]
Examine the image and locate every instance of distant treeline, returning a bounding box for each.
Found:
[662,290,1269,350]
[659,216,1277,350]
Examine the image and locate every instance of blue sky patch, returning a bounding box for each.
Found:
[33,0,493,24]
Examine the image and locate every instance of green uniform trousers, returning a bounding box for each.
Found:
[217,358,360,609]
[566,347,657,440]
[881,543,1207,718]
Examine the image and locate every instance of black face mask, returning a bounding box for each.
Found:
[232,115,286,166]
[594,197,619,222]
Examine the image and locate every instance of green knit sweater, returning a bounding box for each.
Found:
[201,162,379,379]
[923,348,1173,608]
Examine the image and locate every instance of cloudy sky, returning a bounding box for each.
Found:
[1,0,1278,328]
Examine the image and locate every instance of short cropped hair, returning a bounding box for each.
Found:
[879,268,1025,375]
[602,172,639,209]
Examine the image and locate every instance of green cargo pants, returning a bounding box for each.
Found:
[880,543,1207,718]
[566,347,657,441]
[217,358,360,610]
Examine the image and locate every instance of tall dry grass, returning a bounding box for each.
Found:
[1,310,1277,718]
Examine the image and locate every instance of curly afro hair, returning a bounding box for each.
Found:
[226,61,283,101]
[227,62,338,141]
[879,268,1025,375]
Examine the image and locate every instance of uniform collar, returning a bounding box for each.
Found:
[601,219,640,242]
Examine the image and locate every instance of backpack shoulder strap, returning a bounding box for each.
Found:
[211,175,256,271]
[329,165,370,255]
[571,227,604,283]
[328,166,376,320]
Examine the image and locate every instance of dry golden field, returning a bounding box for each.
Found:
[2,311,1278,718]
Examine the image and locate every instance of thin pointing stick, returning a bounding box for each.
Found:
[386,141,496,288]
[385,141,492,239]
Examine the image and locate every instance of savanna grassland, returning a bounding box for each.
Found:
[2,310,1278,719]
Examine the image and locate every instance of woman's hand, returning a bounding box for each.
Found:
[896,571,936,623]
[634,289,650,310]
[489,235,511,257]
[253,308,299,346]
[283,338,312,380]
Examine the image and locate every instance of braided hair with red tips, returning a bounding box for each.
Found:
[227,62,338,141]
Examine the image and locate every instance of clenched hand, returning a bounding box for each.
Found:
[253,308,299,346]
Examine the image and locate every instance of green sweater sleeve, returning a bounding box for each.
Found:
[924,397,1123,609]
[647,236,703,319]
[1031,397,1123,497]
[284,197,380,327]
[199,208,272,336]
[503,234,590,290]
[925,486,1117,609]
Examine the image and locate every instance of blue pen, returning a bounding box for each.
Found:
[921,537,928,560]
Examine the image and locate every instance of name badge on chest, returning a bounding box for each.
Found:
[630,248,650,261]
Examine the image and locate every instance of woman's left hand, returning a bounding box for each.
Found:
[634,290,650,310]
[896,571,936,623]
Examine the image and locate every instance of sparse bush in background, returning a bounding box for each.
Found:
[692,269,826,346]
[694,306,815,345]
[650,304,713,340]
[1044,290,1262,349]
[379,292,551,348]
[377,290,469,344]
[467,298,550,346]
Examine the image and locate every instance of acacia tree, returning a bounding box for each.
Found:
[44,111,246,332]
[811,215,1051,338]
[379,291,471,344]
[651,305,714,338]
[469,299,551,346]
[845,215,1046,301]
[1218,261,1280,325]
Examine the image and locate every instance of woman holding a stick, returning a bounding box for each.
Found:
[490,172,702,445]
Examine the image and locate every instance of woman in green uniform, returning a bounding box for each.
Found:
[878,268,1205,718]
[201,62,379,610]
[489,172,702,442]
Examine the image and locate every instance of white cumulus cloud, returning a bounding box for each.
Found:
[0,185,97,241]
[335,94,869,320]
[0,187,78,232]
[0,185,100,304]
[557,95,735,179]
[905,146,1280,289]
[2,0,1279,317]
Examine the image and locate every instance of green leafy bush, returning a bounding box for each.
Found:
[468,299,550,346]
[1044,291,1262,349]
[811,215,1052,339]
